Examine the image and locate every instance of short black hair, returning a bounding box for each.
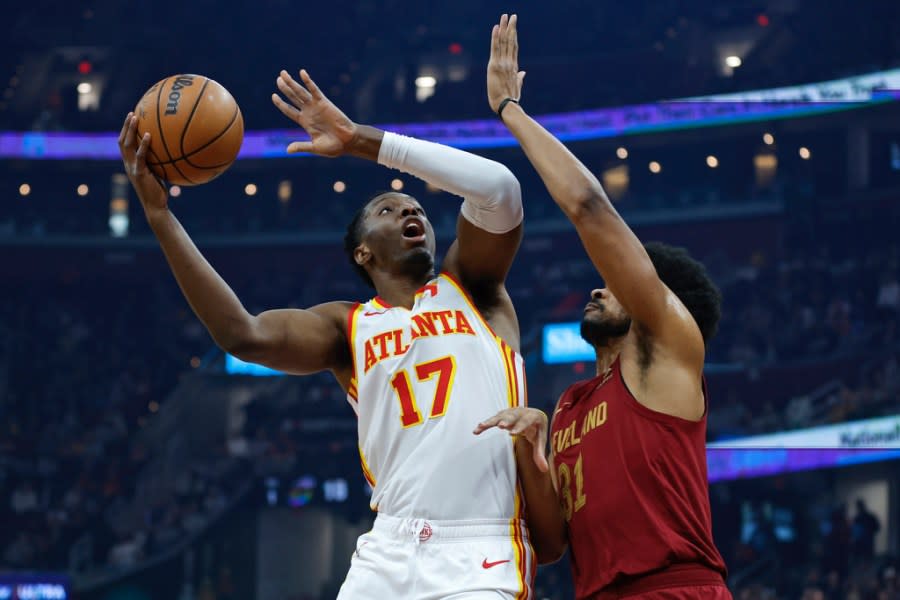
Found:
[644,241,722,344]
[343,192,393,289]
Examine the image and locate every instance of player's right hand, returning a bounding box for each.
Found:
[487,13,525,115]
[118,113,168,215]
[474,407,550,472]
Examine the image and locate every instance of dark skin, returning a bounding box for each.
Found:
[477,14,709,564]
[118,68,522,397]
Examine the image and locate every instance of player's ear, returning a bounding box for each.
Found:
[354,243,372,268]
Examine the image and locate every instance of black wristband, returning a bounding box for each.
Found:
[497,97,519,119]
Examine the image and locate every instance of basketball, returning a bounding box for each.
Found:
[134,74,244,186]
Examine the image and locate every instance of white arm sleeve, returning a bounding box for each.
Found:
[377,132,523,234]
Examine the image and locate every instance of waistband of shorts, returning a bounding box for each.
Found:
[373,513,527,541]
[594,563,726,599]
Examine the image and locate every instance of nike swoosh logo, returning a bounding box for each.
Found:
[363,311,383,317]
[482,558,511,569]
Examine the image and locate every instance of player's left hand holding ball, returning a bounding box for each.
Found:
[118,112,168,216]
[474,407,550,472]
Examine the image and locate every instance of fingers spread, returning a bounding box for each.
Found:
[299,69,323,99]
[122,115,138,150]
[118,113,133,146]
[272,93,302,122]
[135,132,150,162]
[276,74,310,108]
[473,411,509,435]
[286,141,313,154]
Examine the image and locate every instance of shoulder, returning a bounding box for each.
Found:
[306,301,361,347]
[619,337,706,422]
[308,300,359,325]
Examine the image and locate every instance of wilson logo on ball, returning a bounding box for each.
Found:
[134,74,244,186]
[165,75,196,115]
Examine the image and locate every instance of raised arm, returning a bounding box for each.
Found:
[487,15,704,369]
[118,114,352,386]
[270,69,523,312]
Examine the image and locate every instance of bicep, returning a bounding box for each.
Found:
[234,302,351,378]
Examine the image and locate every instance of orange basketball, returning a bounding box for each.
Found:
[134,74,244,186]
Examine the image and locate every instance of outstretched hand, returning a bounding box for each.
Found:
[487,13,525,114]
[117,112,168,215]
[474,407,549,472]
[271,69,358,158]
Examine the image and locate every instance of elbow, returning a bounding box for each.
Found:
[213,316,259,359]
[534,539,568,565]
[559,186,610,224]
[487,164,522,207]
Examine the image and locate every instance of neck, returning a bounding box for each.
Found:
[594,338,625,376]
[373,272,434,309]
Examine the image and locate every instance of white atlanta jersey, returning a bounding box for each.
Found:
[346,272,528,521]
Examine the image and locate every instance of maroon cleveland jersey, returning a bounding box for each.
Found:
[550,357,728,598]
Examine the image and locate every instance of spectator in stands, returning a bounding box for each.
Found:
[851,499,881,560]
[876,271,900,313]
[822,505,851,580]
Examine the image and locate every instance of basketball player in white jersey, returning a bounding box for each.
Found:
[118,67,534,598]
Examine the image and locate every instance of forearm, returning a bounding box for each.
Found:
[374,131,522,233]
[146,209,253,351]
[514,437,567,563]
[500,103,608,218]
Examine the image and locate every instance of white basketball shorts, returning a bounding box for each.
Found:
[336,513,534,600]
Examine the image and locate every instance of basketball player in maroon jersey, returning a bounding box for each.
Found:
[475,15,731,599]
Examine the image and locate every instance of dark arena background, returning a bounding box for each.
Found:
[2,2,900,599]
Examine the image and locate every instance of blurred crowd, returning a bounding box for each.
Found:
[0,278,229,573]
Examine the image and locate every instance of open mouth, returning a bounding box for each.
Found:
[401,219,426,244]
[584,302,603,313]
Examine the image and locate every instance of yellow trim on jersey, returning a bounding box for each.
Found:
[498,339,516,409]
[510,486,528,600]
[505,343,521,409]
[370,297,390,310]
[358,445,376,489]
[521,357,529,408]
[347,303,364,387]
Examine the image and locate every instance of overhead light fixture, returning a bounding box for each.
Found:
[77,82,92,94]
[725,56,742,68]
[415,76,437,89]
